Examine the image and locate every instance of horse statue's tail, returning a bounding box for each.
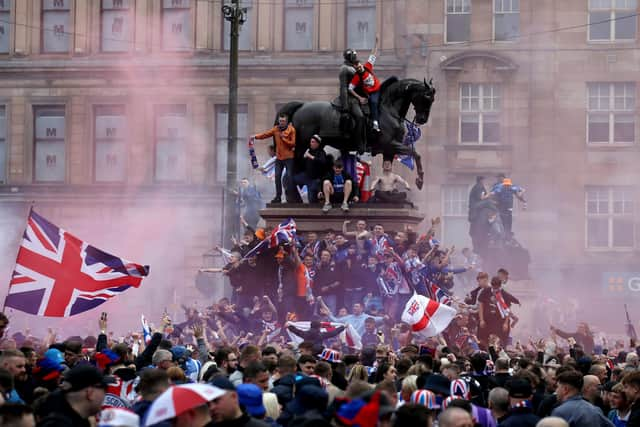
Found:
[274,102,305,125]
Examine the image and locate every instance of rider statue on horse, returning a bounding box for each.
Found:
[274,44,436,196]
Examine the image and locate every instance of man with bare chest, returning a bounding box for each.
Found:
[369,159,411,203]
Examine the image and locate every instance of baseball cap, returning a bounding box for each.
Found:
[424,374,451,396]
[507,378,533,398]
[210,375,237,392]
[44,348,65,364]
[61,365,116,392]
[237,384,266,418]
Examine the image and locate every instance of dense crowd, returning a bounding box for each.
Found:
[0,298,639,427]
[206,216,517,351]
[0,214,637,427]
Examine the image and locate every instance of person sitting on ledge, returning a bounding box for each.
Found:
[319,158,359,213]
[369,159,411,204]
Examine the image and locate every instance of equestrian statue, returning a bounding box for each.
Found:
[277,47,436,192]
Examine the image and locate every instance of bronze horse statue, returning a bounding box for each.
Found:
[278,77,436,190]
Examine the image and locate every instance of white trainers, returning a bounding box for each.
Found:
[372,120,380,131]
[341,202,350,212]
[322,203,332,213]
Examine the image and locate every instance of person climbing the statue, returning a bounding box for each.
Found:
[349,35,381,132]
[320,158,359,213]
[250,113,296,204]
[369,158,411,203]
[339,47,365,154]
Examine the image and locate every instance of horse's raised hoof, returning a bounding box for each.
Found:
[416,177,424,190]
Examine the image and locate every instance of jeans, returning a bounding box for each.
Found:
[275,158,295,200]
[369,91,380,123]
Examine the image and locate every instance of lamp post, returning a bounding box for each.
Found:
[222,0,247,246]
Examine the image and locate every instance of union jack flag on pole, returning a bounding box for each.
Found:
[269,218,296,248]
[4,209,149,317]
[428,282,452,306]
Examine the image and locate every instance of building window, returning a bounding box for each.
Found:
[154,104,187,181]
[589,0,637,41]
[460,83,501,144]
[94,105,127,182]
[42,0,72,53]
[346,0,376,50]
[34,106,66,182]
[101,0,134,52]
[586,187,635,249]
[587,82,635,144]
[442,185,471,247]
[215,105,248,183]
[284,0,314,51]
[223,0,253,51]
[494,0,519,41]
[0,0,11,54]
[162,0,192,51]
[0,106,6,183]
[446,0,471,43]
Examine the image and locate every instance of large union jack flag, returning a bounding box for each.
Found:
[5,209,149,317]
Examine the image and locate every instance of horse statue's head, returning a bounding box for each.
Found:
[410,78,436,125]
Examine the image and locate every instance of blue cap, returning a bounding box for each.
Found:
[44,348,65,364]
[237,384,266,418]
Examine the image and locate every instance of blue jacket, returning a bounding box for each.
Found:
[551,395,615,427]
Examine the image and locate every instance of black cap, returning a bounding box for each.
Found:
[311,134,322,143]
[210,375,236,391]
[507,378,533,398]
[61,365,116,392]
[424,374,451,396]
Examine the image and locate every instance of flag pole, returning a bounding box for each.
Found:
[2,203,35,314]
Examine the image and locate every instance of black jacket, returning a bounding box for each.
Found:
[206,413,271,427]
[135,332,163,371]
[499,407,540,427]
[36,390,91,427]
[303,148,327,179]
[272,373,297,406]
[628,399,640,427]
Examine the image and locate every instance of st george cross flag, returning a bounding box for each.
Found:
[286,321,362,350]
[401,293,456,338]
[5,209,149,317]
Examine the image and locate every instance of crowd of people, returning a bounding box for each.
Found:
[0,211,636,427]
[0,286,638,427]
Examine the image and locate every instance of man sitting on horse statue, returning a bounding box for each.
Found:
[338,48,366,154]
[349,36,381,133]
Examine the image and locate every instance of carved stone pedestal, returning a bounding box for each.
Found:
[260,203,425,233]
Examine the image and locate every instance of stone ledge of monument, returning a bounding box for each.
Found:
[265,202,416,209]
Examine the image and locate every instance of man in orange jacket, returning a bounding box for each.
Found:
[250,113,296,203]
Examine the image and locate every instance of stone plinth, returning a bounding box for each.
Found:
[260,203,426,233]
